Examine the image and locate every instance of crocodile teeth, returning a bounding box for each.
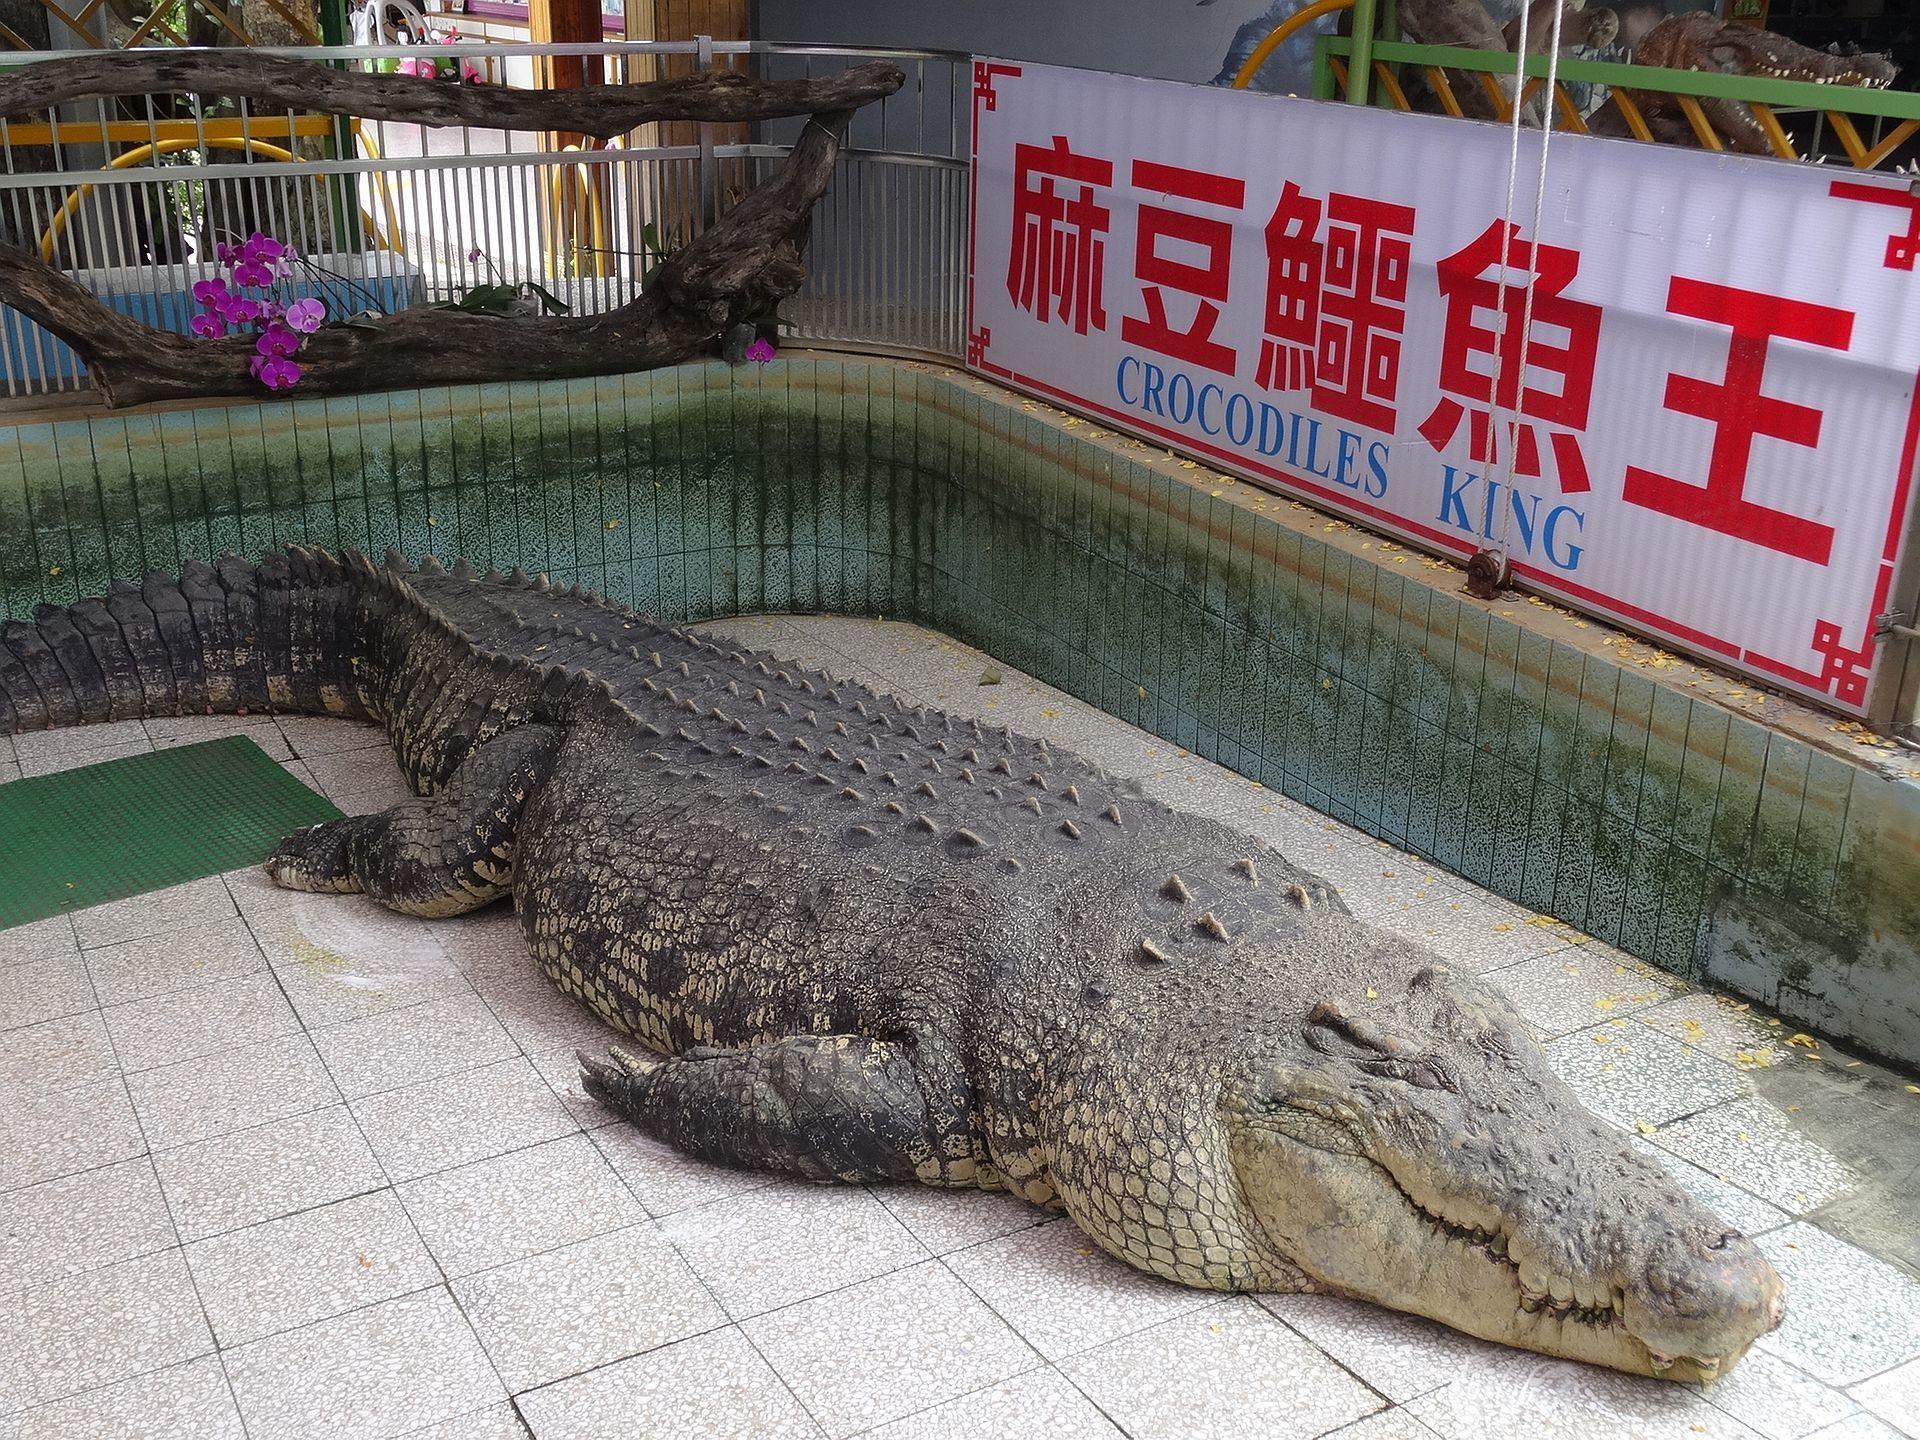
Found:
[1160,874,1192,903]
[1286,884,1311,908]
[1136,938,1170,965]
[1061,785,1080,805]
[1230,858,1259,884]
[1022,796,1044,815]
[1058,820,1083,839]
[1101,805,1123,825]
[1194,912,1230,941]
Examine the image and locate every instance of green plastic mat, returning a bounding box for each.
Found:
[0,735,342,929]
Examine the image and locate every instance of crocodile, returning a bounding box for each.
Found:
[1592,13,1898,153]
[0,547,1786,1382]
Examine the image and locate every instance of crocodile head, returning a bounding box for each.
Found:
[1639,12,1896,88]
[1225,962,1784,1381]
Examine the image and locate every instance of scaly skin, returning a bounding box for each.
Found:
[0,547,1786,1382]
[1603,13,1898,154]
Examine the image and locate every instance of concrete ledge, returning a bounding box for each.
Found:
[3,354,1916,1065]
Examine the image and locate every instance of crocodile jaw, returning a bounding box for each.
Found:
[1221,969,1784,1380]
[1233,1107,1781,1381]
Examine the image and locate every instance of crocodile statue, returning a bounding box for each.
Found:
[0,547,1786,1382]
[1591,12,1899,154]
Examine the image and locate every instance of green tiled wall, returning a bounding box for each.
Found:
[4,357,1918,1066]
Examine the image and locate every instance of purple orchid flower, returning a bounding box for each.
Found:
[231,258,274,288]
[191,277,229,308]
[744,337,777,364]
[255,323,301,359]
[249,354,302,390]
[188,313,224,339]
[284,298,326,335]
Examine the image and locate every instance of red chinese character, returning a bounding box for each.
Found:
[1007,135,1114,336]
[1256,184,1415,433]
[1120,159,1245,376]
[1417,220,1602,494]
[1622,278,1853,565]
[1256,182,1323,393]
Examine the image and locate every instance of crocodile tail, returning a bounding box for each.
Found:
[0,544,381,737]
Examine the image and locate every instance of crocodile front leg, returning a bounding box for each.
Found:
[266,723,564,917]
[579,1034,956,1184]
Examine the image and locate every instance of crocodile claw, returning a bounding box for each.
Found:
[577,1045,662,1109]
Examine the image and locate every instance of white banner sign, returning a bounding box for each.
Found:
[965,60,1920,715]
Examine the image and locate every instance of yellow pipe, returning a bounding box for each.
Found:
[347,121,408,260]
[39,137,387,263]
[1233,0,1358,89]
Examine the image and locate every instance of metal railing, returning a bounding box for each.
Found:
[0,39,971,397]
[1314,35,1920,171]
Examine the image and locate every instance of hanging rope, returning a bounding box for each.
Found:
[1488,0,1570,560]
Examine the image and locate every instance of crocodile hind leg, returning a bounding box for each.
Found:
[266,724,564,917]
[579,1036,950,1183]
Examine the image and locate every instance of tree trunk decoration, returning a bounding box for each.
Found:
[0,56,905,408]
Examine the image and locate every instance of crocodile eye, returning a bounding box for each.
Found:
[1357,1055,1455,1093]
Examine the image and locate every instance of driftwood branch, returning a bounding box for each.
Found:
[0,103,866,406]
[0,53,904,139]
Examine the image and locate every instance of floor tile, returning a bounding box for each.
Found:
[352,1054,577,1182]
[83,916,267,1008]
[1804,1416,1909,1440]
[127,1033,343,1151]
[453,1221,725,1392]
[745,1260,1035,1437]
[1257,1292,1510,1404]
[153,1104,386,1242]
[102,971,301,1074]
[472,965,622,1060]
[1320,1410,1449,1440]
[1405,1356,1762,1438]
[310,992,517,1100]
[858,1367,1123,1440]
[73,876,236,951]
[0,951,96,1031]
[0,1155,175,1292]
[222,864,307,923]
[0,1009,117,1091]
[398,1132,641,1278]
[429,911,530,985]
[514,1326,822,1440]
[1629,1138,1791,1239]
[397,1401,533,1439]
[17,737,152,778]
[186,1190,439,1348]
[0,1353,242,1440]
[870,1182,1051,1255]
[941,1217,1215,1362]
[223,1287,505,1440]
[1375,893,1582,974]
[145,714,292,758]
[1544,1020,1751,1130]
[1700,1348,1861,1440]
[0,914,77,967]
[0,1072,146,1191]
[1481,947,1684,1039]
[0,1247,211,1413]
[591,1124,777,1215]
[1755,1225,1920,1388]
[1652,1099,1858,1215]
[1850,1356,1920,1437]
[657,1182,928,1321]
[257,903,465,1029]
[277,716,387,759]
[1637,993,1789,1070]
[1061,1297,1384,1440]
[13,716,149,768]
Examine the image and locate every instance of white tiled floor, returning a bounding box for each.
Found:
[2,615,1918,1439]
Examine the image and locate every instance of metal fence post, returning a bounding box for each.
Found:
[696,32,719,232]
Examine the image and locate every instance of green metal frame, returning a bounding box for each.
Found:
[1315,33,1920,125]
